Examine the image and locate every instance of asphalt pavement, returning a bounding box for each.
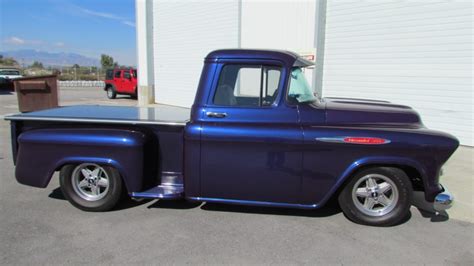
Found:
[0,87,473,265]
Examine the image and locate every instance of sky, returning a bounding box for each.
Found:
[0,0,136,65]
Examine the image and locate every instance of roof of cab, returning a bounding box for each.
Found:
[206,49,314,67]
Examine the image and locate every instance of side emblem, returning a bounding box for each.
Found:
[316,137,391,145]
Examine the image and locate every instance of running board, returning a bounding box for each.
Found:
[131,185,183,199]
[131,172,184,200]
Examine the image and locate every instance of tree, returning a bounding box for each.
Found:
[0,56,19,66]
[73,63,80,69]
[100,54,115,69]
[31,61,44,69]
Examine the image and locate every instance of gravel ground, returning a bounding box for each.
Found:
[0,87,473,265]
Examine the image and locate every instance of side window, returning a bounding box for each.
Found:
[114,70,122,78]
[123,71,131,79]
[213,65,281,107]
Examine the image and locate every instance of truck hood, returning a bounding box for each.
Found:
[323,97,422,128]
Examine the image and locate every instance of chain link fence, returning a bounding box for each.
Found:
[59,81,105,87]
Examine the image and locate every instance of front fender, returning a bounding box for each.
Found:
[314,156,428,207]
[104,82,116,91]
[15,128,149,192]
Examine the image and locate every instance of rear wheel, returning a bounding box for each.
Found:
[106,86,117,99]
[131,87,138,99]
[338,167,412,226]
[60,163,123,211]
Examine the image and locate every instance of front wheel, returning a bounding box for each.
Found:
[338,167,412,226]
[60,163,123,211]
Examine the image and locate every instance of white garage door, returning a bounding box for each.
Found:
[240,0,316,84]
[240,0,315,49]
[323,1,473,146]
[153,0,239,107]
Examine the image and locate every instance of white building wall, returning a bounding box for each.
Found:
[152,0,239,107]
[241,0,316,83]
[241,0,315,50]
[146,0,473,145]
[323,0,473,146]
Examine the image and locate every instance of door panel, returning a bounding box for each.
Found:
[199,62,303,204]
[122,70,134,93]
[200,114,302,203]
[113,70,123,93]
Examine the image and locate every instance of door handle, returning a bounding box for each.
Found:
[206,112,227,118]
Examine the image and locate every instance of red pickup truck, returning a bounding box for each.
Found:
[104,68,137,99]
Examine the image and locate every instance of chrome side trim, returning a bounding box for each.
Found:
[4,115,187,126]
[187,197,320,209]
[315,137,346,143]
[316,136,391,144]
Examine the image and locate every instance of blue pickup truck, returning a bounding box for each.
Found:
[5,49,458,226]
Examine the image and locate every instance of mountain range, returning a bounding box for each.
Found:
[0,49,100,67]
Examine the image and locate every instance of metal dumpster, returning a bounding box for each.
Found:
[14,75,59,112]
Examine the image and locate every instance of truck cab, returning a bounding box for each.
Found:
[104,68,137,99]
[0,68,22,90]
[185,50,317,204]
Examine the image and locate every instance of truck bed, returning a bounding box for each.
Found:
[6,104,188,196]
[5,105,190,126]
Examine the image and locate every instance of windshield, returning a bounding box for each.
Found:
[0,70,20,75]
[288,67,318,103]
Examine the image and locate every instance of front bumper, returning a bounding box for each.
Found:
[433,185,454,211]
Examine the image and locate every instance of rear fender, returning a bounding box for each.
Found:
[15,128,149,192]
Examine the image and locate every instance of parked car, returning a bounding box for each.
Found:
[5,49,457,226]
[0,68,22,90]
[104,68,137,99]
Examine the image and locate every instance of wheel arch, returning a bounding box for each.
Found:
[319,156,427,207]
[104,83,116,91]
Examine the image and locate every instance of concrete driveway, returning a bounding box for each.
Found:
[0,87,473,264]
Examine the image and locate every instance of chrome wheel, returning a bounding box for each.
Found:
[107,88,114,98]
[71,163,110,201]
[351,174,399,217]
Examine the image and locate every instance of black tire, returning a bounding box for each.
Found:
[338,167,412,226]
[106,86,117,99]
[60,164,123,212]
[131,87,138,99]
